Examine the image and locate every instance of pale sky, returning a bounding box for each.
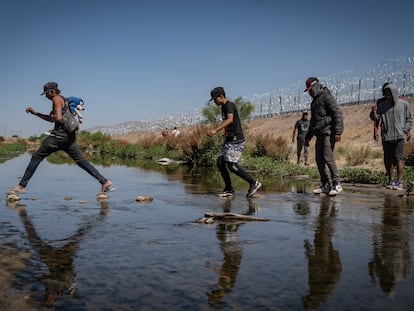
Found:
[1,0,413,137]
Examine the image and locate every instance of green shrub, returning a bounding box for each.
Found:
[173,125,221,166]
[0,141,27,156]
[101,140,117,156]
[143,145,169,160]
[117,144,143,158]
[340,167,386,184]
[404,141,414,166]
[403,167,414,194]
[77,131,112,151]
[244,155,318,179]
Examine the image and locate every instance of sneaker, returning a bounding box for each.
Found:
[313,186,323,194]
[386,180,395,189]
[217,189,235,197]
[393,182,403,191]
[329,184,343,196]
[313,183,331,195]
[247,181,262,197]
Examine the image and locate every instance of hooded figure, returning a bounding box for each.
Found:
[371,83,412,142]
[370,83,412,190]
[305,80,344,140]
[304,77,344,196]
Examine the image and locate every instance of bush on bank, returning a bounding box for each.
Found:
[10,129,414,188]
[0,139,27,156]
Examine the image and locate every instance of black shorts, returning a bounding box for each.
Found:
[383,139,405,162]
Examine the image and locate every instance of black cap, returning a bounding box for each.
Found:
[210,86,225,101]
[40,82,59,95]
[304,77,318,92]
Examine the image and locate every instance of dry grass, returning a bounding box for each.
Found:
[251,133,290,160]
[115,98,414,171]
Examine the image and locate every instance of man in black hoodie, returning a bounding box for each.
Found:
[304,78,344,195]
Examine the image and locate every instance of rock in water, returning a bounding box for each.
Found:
[6,193,20,202]
[96,193,109,201]
[136,195,153,202]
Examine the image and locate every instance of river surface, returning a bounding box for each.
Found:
[1,154,414,310]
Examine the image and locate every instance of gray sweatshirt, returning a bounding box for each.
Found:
[369,83,412,141]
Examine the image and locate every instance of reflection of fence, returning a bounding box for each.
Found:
[248,56,414,117]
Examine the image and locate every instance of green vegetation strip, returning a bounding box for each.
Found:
[0,142,27,156]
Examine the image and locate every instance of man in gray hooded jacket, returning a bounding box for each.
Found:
[370,83,412,190]
[304,77,344,195]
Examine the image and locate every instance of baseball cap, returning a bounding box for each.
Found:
[304,77,318,92]
[40,82,59,95]
[209,86,225,101]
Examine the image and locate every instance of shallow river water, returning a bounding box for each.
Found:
[1,154,414,310]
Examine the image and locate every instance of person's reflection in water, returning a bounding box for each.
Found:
[368,195,411,296]
[294,199,311,217]
[8,203,109,307]
[303,197,342,310]
[207,198,258,308]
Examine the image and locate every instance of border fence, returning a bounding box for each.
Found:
[92,56,414,135]
[247,55,414,118]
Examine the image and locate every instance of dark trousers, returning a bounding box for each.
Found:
[315,134,340,186]
[217,156,255,190]
[296,139,309,164]
[19,129,107,188]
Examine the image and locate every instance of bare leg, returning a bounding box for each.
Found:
[396,159,404,183]
[385,160,394,182]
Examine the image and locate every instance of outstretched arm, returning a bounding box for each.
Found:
[25,107,54,122]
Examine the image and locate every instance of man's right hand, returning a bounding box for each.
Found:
[25,107,36,114]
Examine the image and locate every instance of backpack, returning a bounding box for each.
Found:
[64,96,85,124]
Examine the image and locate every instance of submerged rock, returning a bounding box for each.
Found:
[6,193,20,202]
[136,195,153,203]
[195,217,215,224]
[96,193,109,201]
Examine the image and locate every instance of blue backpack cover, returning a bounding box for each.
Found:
[66,97,84,114]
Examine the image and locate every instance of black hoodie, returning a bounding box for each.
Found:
[305,83,344,140]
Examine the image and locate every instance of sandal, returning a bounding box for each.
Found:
[8,186,26,194]
[100,181,113,193]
